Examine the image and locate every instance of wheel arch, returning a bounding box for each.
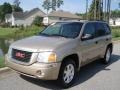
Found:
[107,43,113,52]
[61,54,80,70]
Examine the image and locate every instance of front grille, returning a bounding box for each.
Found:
[12,49,32,63]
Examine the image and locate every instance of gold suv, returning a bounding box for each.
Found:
[5,21,113,88]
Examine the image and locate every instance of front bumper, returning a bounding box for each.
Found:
[5,55,61,80]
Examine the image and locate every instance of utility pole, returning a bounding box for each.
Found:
[104,0,107,21]
[98,0,101,20]
[86,0,88,20]
[94,0,97,20]
[101,0,103,20]
[107,0,111,23]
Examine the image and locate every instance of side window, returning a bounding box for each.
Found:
[82,23,95,39]
[95,23,106,37]
[103,23,111,35]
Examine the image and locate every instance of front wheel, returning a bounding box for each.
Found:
[58,59,77,88]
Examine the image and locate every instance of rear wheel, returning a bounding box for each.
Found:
[103,47,112,64]
[58,59,77,88]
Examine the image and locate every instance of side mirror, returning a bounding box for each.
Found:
[81,34,93,41]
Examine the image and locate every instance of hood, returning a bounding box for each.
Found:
[10,36,71,52]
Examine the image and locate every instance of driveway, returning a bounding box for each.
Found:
[0,43,120,90]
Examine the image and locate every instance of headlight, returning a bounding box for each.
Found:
[37,52,57,63]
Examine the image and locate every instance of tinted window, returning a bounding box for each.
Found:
[83,23,95,37]
[95,22,106,37]
[103,23,111,34]
[61,23,83,38]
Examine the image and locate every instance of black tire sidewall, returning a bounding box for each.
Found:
[104,47,112,64]
[58,59,77,88]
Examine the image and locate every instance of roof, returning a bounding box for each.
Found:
[13,12,24,19]
[5,8,46,20]
[23,8,46,18]
[52,20,108,24]
[48,10,81,19]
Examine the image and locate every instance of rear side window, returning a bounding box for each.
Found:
[94,22,111,37]
[94,22,106,37]
[103,23,111,35]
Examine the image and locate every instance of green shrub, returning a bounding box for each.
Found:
[32,16,43,26]
[112,28,120,38]
[0,57,5,68]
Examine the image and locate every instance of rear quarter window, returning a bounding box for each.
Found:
[103,23,111,35]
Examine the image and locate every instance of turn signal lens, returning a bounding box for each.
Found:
[48,53,56,62]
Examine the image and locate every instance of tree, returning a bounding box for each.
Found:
[13,5,23,12]
[42,0,51,14]
[0,2,23,22]
[86,0,88,19]
[57,0,63,8]
[51,0,63,11]
[111,9,120,18]
[0,3,12,22]
[32,16,43,26]
[13,0,23,12]
[42,0,63,13]
[88,0,103,20]
[13,0,20,7]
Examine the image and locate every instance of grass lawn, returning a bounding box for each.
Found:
[0,27,18,38]
[0,26,44,39]
[112,28,120,39]
[0,57,5,68]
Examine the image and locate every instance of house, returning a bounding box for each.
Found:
[109,18,120,26]
[5,8,46,26]
[43,10,82,25]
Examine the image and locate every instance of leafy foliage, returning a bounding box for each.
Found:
[88,0,103,20]
[13,5,23,12]
[42,0,51,13]
[13,0,21,7]
[32,16,43,26]
[42,0,63,12]
[0,2,23,22]
[111,9,120,18]
[0,3,12,22]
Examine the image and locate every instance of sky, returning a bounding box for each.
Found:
[0,0,120,14]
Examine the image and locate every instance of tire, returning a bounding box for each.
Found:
[103,47,112,64]
[58,59,77,88]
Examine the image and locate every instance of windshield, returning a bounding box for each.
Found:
[40,22,83,38]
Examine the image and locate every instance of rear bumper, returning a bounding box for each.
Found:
[5,55,61,80]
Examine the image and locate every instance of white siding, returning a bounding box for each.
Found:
[110,18,120,26]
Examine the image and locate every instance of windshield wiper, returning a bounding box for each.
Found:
[39,33,50,36]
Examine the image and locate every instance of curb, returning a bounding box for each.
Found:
[0,67,11,74]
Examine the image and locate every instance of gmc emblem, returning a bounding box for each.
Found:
[15,52,25,58]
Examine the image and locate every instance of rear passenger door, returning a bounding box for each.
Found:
[80,22,100,64]
[94,22,111,57]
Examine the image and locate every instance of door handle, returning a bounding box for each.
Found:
[95,41,98,44]
[106,38,109,41]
